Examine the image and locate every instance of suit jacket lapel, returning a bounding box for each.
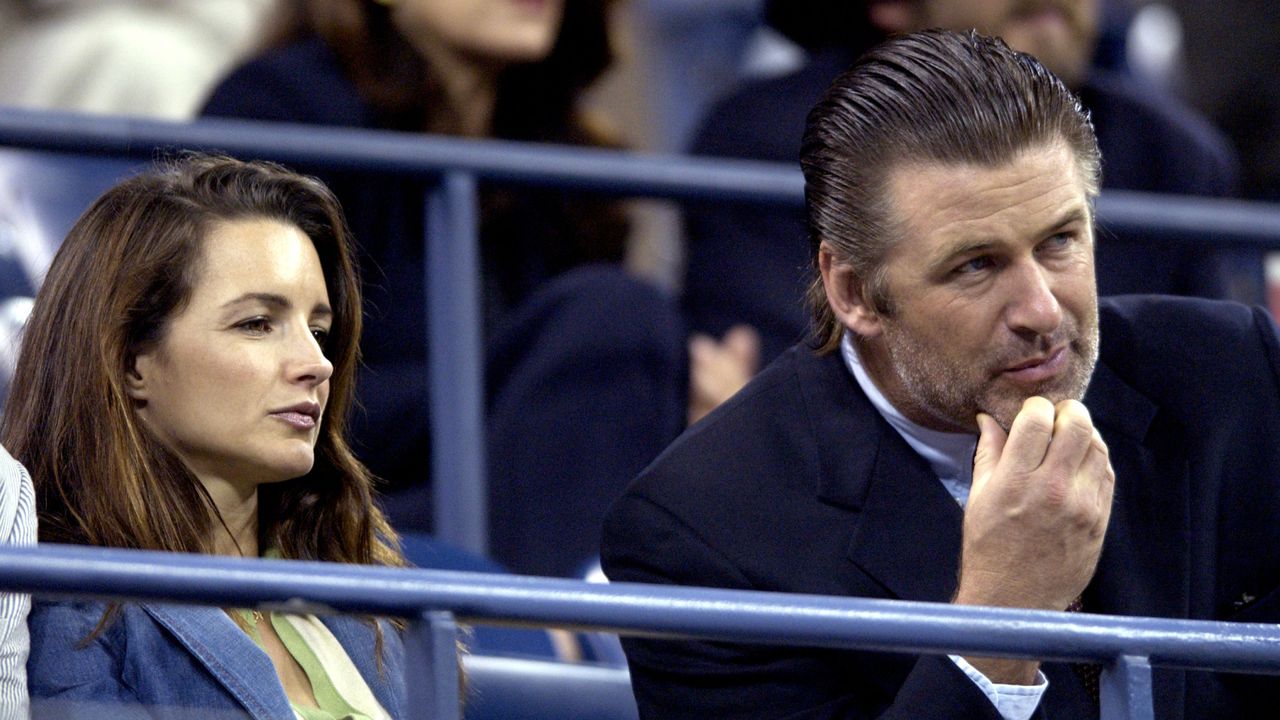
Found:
[143,604,290,719]
[797,349,965,604]
[1084,360,1189,620]
[1084,359,1190,719]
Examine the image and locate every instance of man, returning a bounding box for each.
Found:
[603,30,1280,719]
[685,0,1245,367]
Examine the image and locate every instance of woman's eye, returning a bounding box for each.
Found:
[311,327,330,347]
[236,317,272,334]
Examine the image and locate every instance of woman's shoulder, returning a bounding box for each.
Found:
[201,35,373,127]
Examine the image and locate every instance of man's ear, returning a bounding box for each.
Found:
[819,243,883,338]
[868,0,916,34]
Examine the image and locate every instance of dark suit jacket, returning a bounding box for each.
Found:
[602,296,1280,719]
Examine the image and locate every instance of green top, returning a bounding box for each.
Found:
[235,608,387,720]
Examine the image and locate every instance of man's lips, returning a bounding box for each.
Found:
[1001,346,1068,383]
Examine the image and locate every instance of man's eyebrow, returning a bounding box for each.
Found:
[1038,207,1090,235]
[221,292,333,318]
[927,239,998,274]
[927,207,1091,274]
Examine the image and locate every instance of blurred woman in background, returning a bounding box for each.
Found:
[203,0,693,578]
[4,155,410,718]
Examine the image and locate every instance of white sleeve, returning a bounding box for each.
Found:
[0,444,35,720]
[948,654,1048,720]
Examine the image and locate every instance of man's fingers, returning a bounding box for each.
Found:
[1000,396,1056,473]
[972,412,1007,494]
[1041,399,1096,475]
[1081,427,1116,531]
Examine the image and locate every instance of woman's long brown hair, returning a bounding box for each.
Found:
[1,154,402,570]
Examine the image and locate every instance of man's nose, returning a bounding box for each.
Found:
[1004,260,1063,337]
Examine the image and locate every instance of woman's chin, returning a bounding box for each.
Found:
[259,450,317,484]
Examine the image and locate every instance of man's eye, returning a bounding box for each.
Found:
[236,317,272,334]
[1041,232,1073,251]
[954,256,992,274]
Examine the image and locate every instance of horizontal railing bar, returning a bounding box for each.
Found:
[2,544,1278,675]
[1095,193,1280,249]
[0,107,803,205]
[3,108,1280,247]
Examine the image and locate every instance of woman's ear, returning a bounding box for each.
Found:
[818,244,884,338]
[124,353,150,402]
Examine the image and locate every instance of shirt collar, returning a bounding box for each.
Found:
[840,332,977,505]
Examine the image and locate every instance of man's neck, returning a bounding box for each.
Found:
[841,332,977,505]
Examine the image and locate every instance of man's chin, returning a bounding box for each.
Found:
[981,382,1089,431]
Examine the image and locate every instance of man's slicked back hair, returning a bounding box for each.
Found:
[801,29,1101,353]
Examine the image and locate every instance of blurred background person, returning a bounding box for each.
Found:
[1162,1,1280,202]
[5,156,410,717]
[0,0,281,119]
[202,0,699,578]
[683,0,1250,367]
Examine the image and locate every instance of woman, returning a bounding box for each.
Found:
[203,0,692,578]
[3,155,410,718]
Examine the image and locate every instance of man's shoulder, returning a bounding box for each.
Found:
[612,344,858,529]
[1100,294,1269,349]
[1098,295,1278,394]
[637,345,827,481]
[602,343,881,593]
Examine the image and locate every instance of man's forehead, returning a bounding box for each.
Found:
[881,141,1092,254]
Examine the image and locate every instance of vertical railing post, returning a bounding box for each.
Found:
[1100,654,1155,720]
[404,610,462,720]
[425,171,487,555]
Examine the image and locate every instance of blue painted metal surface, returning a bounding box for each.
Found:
[1,107,1279,245]
[426,173,486,552]
[461,655,638,720]
[2,544,1279,678]
[1102,655,1156,720]
[0,108,803,205]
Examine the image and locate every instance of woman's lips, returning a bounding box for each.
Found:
[1002,346,1068,384]
[270,411,316,430]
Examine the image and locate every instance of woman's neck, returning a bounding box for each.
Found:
[403,33,500,136]
[199,476,260,557]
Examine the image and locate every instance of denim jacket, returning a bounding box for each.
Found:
[27,598,408,719]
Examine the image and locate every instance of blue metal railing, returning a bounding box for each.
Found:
[6,107,1280,554]
[3,543,1279,720]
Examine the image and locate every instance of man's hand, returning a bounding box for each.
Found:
[954,396,1115,683]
